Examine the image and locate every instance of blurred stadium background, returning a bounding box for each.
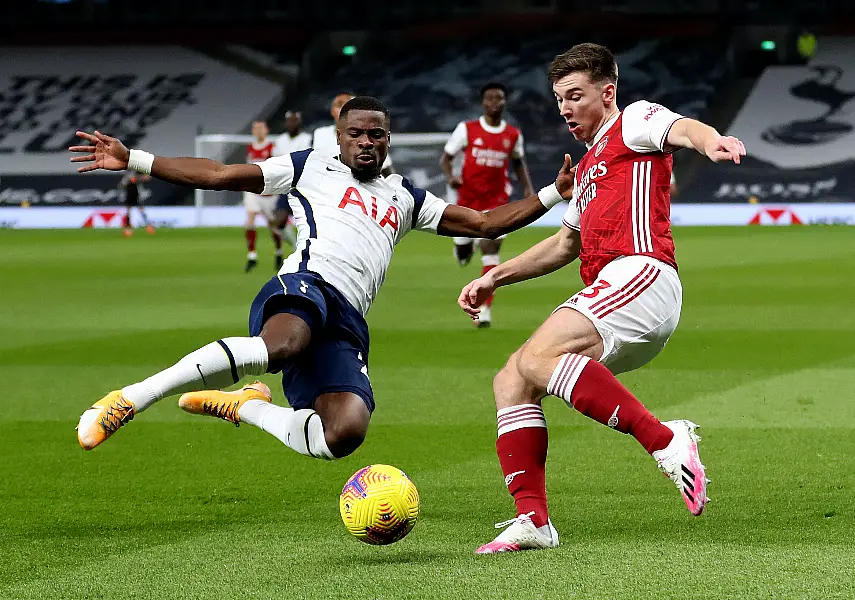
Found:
[2,2,855,599]
[3,0,855,226]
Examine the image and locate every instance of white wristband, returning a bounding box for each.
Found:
[537,183,564,209]
[128,149,155,175]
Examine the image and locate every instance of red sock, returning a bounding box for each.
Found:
[245,229,257,252]
[547,354,673,454]
[496,404,549,527]
[481,254,500,307]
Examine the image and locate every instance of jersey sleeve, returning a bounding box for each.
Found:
[443,122,468,156]
[562,190,581,231]
[621,100,685,153]
[414,190,448,233]
[258,153,296,195]
[512,132,525,159]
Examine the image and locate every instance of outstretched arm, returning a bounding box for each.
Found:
[458,225,581,317]
[666,119,746,164]
[436,154,575,239]
[70,131,265,193]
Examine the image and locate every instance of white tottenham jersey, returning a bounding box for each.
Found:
[312,124,394,170]
[259,149,447,315]
[274,131,312,156]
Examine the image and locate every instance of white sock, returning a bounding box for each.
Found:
[239,400,334,460]
[481,253,500,267]
[121,337,268,412]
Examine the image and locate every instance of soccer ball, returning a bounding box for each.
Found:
[339,464,420,545]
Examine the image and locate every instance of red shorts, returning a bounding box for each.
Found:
[456,192,508,212]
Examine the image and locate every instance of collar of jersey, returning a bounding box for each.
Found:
[586,111,621,150]
[479,116,507,134]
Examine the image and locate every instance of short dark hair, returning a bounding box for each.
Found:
[339,96,390,124]
[548,43,618,85]
[480,82,507,98]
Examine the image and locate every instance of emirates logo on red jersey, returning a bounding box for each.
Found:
[594,136,609,157]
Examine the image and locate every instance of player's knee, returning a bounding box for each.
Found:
[493,362,521,397]
[324,419,367,458]
[516,347,553,389]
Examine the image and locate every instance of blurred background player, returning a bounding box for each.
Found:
[441,82,534,328]
[118,171,154,237]
[313,92,395,176]
[273,110,311,245]
[244,120,288,272]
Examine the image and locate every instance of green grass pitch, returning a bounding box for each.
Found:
[1,226,853,599]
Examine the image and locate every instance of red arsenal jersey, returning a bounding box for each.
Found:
[444,117,524,211]
[562,101,683,286]
[247,140,276,163]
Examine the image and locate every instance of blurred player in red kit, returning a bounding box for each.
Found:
[441,83,534,327]
[244,120,285,272]
[459,44,746,553]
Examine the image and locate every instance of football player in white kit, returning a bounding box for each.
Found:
[70,96,574,461]
[272,110,312,263]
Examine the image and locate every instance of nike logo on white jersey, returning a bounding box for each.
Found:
[505,470,525,487]
[608,405,620,428]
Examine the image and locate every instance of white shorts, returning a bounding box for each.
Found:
[557,255,682,375]
[453,235,507,245]
[243,192,277,222]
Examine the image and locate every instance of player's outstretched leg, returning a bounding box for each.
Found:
[77,336,271,450]
[77,312,312,450]
[233,391,369,459]
[476,350,559,554]
[175,311,371,461]
[520,308,708,516]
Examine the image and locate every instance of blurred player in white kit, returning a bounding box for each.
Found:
[273,110,312,259]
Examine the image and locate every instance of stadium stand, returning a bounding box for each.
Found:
[0,45,281,206]
[685,36,855,204]
[297,35,732,196]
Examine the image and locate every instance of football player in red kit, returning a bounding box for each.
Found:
[459,43,746,553]
[442,83,534,327]
[243,120,285,273]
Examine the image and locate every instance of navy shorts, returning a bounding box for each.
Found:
[248,271,374,412]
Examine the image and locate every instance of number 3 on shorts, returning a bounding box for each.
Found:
[578,279,611,299]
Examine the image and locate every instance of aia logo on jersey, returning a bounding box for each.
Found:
[338,186,400,232]
[595,136,609,157]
